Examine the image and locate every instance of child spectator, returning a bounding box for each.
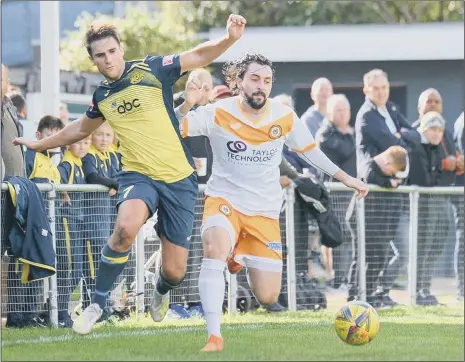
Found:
[81,122,119,310]
[55,136,92,327]
[25,115,64,183]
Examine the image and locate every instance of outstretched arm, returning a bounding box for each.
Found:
[13,114,104,152]
[179,14,246,73]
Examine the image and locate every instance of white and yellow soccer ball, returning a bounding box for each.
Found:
[334,301,380,345]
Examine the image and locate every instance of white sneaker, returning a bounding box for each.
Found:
[149,251,170,322]
[72,303,103,335]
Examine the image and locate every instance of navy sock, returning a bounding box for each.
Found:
[91,244,130,309]
[156,269,183,295]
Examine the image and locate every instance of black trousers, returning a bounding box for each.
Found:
[364,192,401,297]
[416,194,449,292]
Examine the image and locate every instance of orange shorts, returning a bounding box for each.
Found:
[201,197,283,272]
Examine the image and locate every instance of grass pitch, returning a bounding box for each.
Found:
[2,305,463,361]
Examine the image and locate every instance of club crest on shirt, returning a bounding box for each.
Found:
[268,125,282,139]
[219,204,232,216]
[130,70,145,85]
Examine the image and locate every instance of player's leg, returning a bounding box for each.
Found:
[239,216,283,309]
[149,173,198,322]
[198,198,239,352]
[73,173,157,335]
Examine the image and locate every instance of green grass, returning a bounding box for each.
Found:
[2,306,464,361]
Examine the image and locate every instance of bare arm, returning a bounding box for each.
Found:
[13,114,104,152]
[179,14,246,73]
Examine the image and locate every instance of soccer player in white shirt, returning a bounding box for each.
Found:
[175,53,368,352]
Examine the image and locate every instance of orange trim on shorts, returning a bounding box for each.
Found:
[214,108,294,146]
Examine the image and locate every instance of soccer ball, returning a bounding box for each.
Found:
[334,301,380,345]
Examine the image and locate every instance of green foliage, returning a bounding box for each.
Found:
[162,0,464,30]
[59,6,201,90]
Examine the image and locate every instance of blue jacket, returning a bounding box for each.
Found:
[3,176,56,283]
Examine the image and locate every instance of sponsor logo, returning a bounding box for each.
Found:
[162,55,174,66]
[41,229,49,237]
[104,90,110,97]
[112,99,141,114]
[227,141,247,153]
[219,204,232,216]
[130,70,145,84]
[266,242,282,252]
[268,125,282,139]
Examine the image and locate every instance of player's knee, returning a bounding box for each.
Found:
[202,227,231,259]
[161,261,186,284]
[110,219,138,251]
[255,290,280,307]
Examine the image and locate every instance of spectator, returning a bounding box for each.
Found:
[60,102,70,125]
[301,78,334,137]
[273,93,294,109]
[316,94,356,181]
[355,69,412,307]
[358,145,409,307]
[454,112,464,300]
[180,68,214,184]
[81,122,118,310]
[414,88,460,186]
[1,64,25,177]
[10,93,37,142]
[403,111,449,305]
[355,69,411,179]
[56,136,92,327]
[315,94,356,288]
[25,115,64,183]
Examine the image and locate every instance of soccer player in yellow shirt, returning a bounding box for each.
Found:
[13,14,247,335]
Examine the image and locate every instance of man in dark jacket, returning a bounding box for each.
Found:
[354,69,411,307]
[403,111,449,305]
[315,94,356,288]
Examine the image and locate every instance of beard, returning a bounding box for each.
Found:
[244,90,267,110]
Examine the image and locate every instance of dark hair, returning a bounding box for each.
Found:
[37,115,64,133]
[10,93,26,113]
[85,22,121,56]
[222,53,275,95]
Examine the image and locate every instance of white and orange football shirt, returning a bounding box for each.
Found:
[181,96,318,219]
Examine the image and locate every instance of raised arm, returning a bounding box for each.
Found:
[179,14,246,73]
[13,114,104,152]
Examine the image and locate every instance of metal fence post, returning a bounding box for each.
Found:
[285,186,297,312]
[47,187,58,327]
[135,228,145,316]
[355,197,366,302]
[408,189,419,306]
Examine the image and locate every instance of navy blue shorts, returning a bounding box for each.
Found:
[116,171,198,248]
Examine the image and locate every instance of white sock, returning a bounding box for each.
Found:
[199,258,226,337]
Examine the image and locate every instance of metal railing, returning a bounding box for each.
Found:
[1,182,463,327]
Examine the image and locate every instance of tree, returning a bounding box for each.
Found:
[59,6,201,90]
[159,0,464,30]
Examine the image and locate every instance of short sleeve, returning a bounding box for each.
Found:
[145,54,186,85]
[180,104,216,138]
[85,92,104,119]
[58,162,72,184]
[285,113,317,153]
[82,153,98,178]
